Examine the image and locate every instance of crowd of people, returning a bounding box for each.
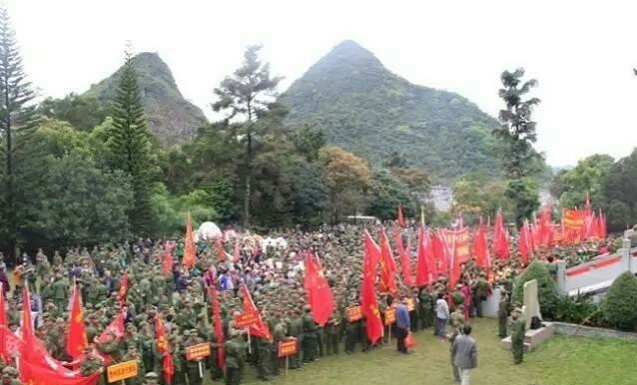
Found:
[0,221,616,385]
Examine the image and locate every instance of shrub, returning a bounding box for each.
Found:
[556,293,599,324]
[512,260,559,319]
[603,271,637,331]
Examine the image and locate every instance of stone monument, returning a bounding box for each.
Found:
[522,279,542,330]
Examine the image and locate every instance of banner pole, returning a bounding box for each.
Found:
[199,361,203,378]
[247,331,252,353]
[285,356,289,375]
[389,324,392,343]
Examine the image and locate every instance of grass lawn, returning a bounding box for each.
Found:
[225,318,637,385]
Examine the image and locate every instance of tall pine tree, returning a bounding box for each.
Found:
[213,45,283,227]
[493,68,541,225]
[0,7,44,260]
[108,51,155,236]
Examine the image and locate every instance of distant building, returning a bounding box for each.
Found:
[427,185,453,212]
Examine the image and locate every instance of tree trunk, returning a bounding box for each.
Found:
[243,129,252,228]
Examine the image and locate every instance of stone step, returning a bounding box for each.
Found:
[501,336,532,352]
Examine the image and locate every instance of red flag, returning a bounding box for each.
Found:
[209,287,225,369]
[163,245,173,279]
[432,231,449,276]
[493,209,510,260]
[0,283,8,362]
[98,314,125,343]
[362,230,383,344]
[518,221,531,266]
[155,316,174,384]
[303,251,335,326]
[215,238,227,262]
[394,227,414,287]
[240,284,272,340]
[66,284,88,359]
[233,239,241,262]
[473,220,489,270]
[19,354,99,385]
[183,212,197,268]
[397,204,405,227]
[448,233,462,290]
[378,228,398,295]
[118,273,129,305]
[416,226,430,287]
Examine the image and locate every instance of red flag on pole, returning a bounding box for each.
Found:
[362,230,383,344]
[416,226,430,287]
[233,239,241,262]
[155,316,174,384]
[0,283,8,362]
[473,220,489,270]
[493,209,510,260]
[240,284,272,340]
[432,231,449,276]
[66,284,88,359]
[397,204,405,227]
[118,273,129,305]
[209,286,225,369]
[518,221,531,266]
[183,212,197,269]
[303,251,335,325]
[378,228,398,295]
[215,238,227,262]
[394,227,414,287]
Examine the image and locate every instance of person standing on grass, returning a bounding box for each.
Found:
[452,325,477,385]
[435,292,449,338]
[396,296,411,354]
[511,307,526,364]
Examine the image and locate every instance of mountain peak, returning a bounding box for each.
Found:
[315,40,384,71]
[85,52,207,144]
[280,42,500,179]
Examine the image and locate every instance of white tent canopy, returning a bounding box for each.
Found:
[196,221,222,241]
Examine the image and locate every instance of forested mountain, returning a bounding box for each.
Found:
[84,52,207,144]
[279,40,502,179]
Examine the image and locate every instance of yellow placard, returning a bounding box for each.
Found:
[385,307,396,326]
[346,306,364,322]
[185,343,212,361]
[107,360,138,383]
[406,298,416,312]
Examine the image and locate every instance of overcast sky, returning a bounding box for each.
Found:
[9,0,637,166]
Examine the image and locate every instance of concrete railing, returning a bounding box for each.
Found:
[557,231,637,296]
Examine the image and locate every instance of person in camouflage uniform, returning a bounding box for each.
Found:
[301,305,318,362]
[80,346,105,385]
[287,310,303,368]
[498,288,510,338]
[225,331,247,385]
[418,286,434,329]
[122,345,145,385]
[325,314,341,355]
[1,366,21,385]
[511,307,526,364]
[143,372,159,385]
[184,329,205,385]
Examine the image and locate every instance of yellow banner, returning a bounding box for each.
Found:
[107,360,138,383]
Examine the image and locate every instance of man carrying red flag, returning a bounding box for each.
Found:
[239,284,272,340]
[303,251,335,326]
[183,212,197,268]
[209,286,225,380]
[66,283,88,359]
[155,316,174,384]
[378,228,398,295]
[362,230,383,345]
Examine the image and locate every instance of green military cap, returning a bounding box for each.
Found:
[145,372,159,380]
[190,328,198,335]
[2,366,18,376]
[183,330,191,336]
